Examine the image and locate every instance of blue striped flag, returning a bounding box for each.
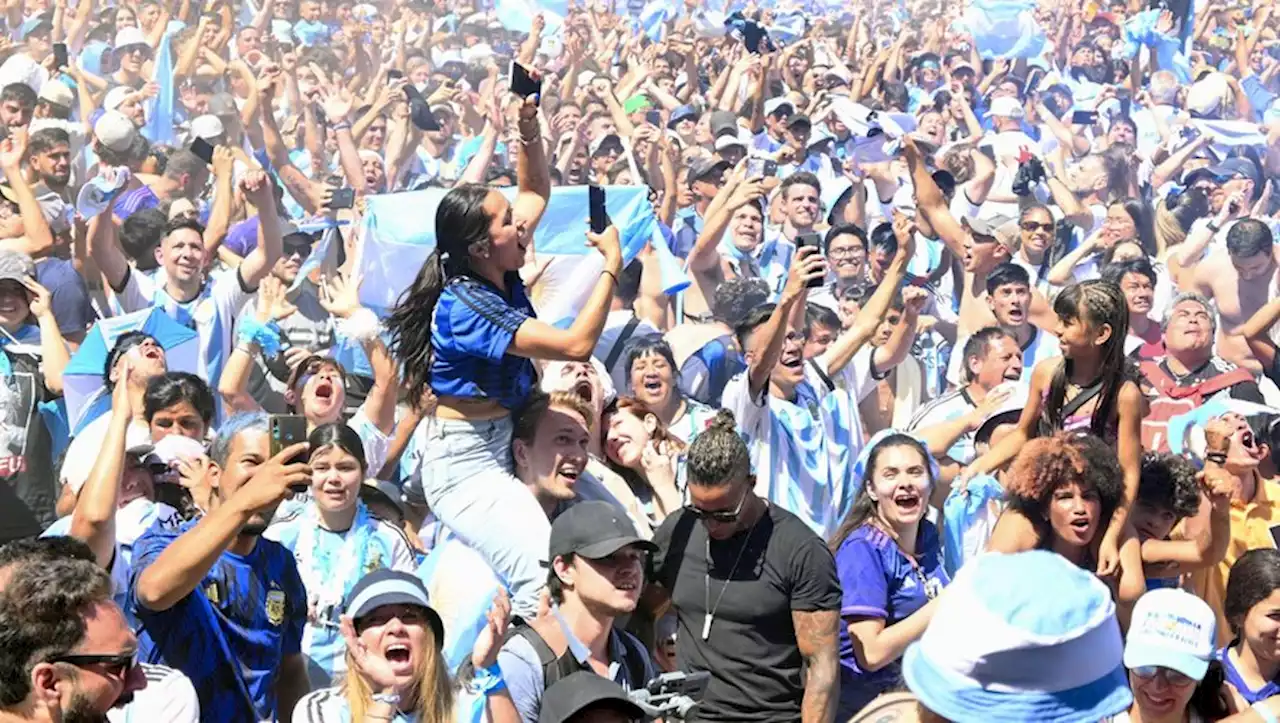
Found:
[356,186,685,327]
[142,25,178,145]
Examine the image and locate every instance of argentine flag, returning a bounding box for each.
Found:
[953,0,1048,60]
[356,186,688,328]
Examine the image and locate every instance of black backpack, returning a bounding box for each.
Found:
[503,621,650,691]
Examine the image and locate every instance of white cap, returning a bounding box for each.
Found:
[114,27,148,51]
[62,421,153,495]
[103,86,132,113]
[150,434,207,466]
[764,97,795,117]
[37,80,73,108]
[1187,73,1231,117]
[189,114,225,141]
[167,198,197,221]
[1123,589,1216,681]
[94,110,137,153]
[714,133,745,151]
[986,96,1025,119]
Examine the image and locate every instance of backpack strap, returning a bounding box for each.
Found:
[1139,360,1177,396]
[1061,379,1105,420]
[614,629,652,690]
[807,358,836,394]
[1179,367,1255,400]
[605,316,643,371]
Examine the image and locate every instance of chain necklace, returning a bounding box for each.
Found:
[701,504,765,641]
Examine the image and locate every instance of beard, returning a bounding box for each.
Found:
[62,688,121,723]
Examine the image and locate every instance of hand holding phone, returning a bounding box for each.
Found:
[797,233,825,288]
[53,43,68,70]
[511,62,542,105]
[1071,110,1099,126]
[329,187,356,210]
[589,185,609,234]
[190,137,216,164]
[269,415,311,491]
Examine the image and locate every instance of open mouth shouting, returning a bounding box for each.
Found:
[556,461,583,488]
[892,489,922,516]
[574,379,594,403]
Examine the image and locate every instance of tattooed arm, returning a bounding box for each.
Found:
[794,608,840,723]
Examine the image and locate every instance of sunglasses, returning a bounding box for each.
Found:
[1021,221,1054,233]
[52,651,137,678]
[283,241,313,257]
[1130,666,1195,686]
[686,487,748,524]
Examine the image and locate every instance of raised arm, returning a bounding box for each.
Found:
[1233,296,1280,370]
[236,170,284,289]
[320,273,397,435]
[820,216,913,376]
[746,246,825,397]
[0,132,55,258]
[904,137,967,258]
[511,96,552,236]
[133,443,310,612]
[69,360,134,569]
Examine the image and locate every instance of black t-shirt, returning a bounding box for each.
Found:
[651,504,841,723]
[0,350,56,543]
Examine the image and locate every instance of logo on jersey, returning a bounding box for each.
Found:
[363,550,384,576]
[266,588,287,626]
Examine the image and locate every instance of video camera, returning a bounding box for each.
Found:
[628,670,711,721]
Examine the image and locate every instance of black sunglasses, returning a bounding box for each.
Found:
[686,488,748,524]
[1021,221,1054,233]
[52,651,137,678]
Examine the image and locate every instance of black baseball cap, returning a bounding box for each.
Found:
[548,501,657,561]
[686,157,731,188]
[538,671,645,723]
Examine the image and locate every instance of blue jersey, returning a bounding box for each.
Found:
[129,518,307,722]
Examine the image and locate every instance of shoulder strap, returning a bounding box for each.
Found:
[1061,379,1105,420]
[807,358,836,394]
[605,316,643,370]
[505,623,588,689]
[615,630,651,690]
[1193,367,1255,397]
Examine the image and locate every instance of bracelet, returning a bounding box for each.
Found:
[236,318,283,357]
[1205,452,1228,465]
[335,307,381,344]
[331,121,352,132]
[471,664,507,695]
[371,691,401,706]
[601,269,618,287]
[1254,702,1280,723]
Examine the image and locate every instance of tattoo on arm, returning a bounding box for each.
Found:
[794,609,840,723]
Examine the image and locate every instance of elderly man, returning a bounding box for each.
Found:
[1141,292,1265,451]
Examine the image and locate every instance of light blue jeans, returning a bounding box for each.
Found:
[408,415,550,618]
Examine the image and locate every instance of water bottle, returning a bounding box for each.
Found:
[75,167,131,219]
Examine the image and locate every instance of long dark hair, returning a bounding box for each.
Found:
[1188,659,1232,720]
[307,422,368,475]
[1112,198,1157,257]
[829,434,933,552]
[1225,548,1280,642]
[385,184,495,410]
[1043,280,1132,437]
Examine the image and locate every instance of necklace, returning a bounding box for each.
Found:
[702,503,764,641]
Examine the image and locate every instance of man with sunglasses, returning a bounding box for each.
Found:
[0,546,152,723]
[497,501,656,723]
[643,407,841,723]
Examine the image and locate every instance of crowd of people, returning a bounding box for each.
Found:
[6,0,1280,721]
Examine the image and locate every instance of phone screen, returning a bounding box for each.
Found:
[53,43,67,70]
[387,69,404,82]
[797,233,824,288]
[645,109,662,126]
[1071,110,1099,125]
[190,137,215,164]
[588,185,608,234]
[511,62,541,103]
[330,188,356,210]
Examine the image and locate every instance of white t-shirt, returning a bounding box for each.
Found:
[110,664,200,723]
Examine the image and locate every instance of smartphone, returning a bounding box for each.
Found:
[588,185,608,234]
[1071,110,1099,126]
[644,109,662,126]
[763,160,778,176]
[402,83,441,131]
[330,187,356,210]
[797,233,824,288]
[269,415,309,490]
[742,21,769,54]
[387,69,404,82]
[190,137,216,164]
[53,42,67,70]
[511,62,541,103]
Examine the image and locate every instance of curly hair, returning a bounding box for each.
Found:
[1006,434,1124,545]
[686,410,750,487]
[1138,452,1202,521]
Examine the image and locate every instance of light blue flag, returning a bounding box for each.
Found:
[953,0,1047,60]
[357,186,670,327]
[1120,9,1192,84]
[239,0,257,28]
[638,0,672,42]
[769,9,807,44]
[494,0,567,33]
[142,25,178,145]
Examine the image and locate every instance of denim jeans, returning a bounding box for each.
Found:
[409,415,550,618]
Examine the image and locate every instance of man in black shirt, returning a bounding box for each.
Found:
[645,412,841,723]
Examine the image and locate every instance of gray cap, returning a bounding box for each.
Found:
[0,250,36,284]
[538,671,645,723]
[547,500,656,561]
[686,156,731,188]
[708,109,739,139]
[964,214,1017,238]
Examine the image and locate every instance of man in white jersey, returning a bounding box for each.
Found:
[724,217,913,536]
[89,169,285,387]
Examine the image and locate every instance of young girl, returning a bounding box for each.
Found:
[965,280,1143,577]
[266,423,417,687]
[385,95,622,619]
[829,432,949,720]
[994,434,1146,621]
[602,396,686,528]
[1219,548,1280,710]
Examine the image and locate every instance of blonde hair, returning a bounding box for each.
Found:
[1154,202,1187,259]
[342,622,454,723]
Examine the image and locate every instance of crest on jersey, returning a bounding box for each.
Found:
[266,589,286,626]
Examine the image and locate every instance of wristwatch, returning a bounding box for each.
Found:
[372,691,402,706]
